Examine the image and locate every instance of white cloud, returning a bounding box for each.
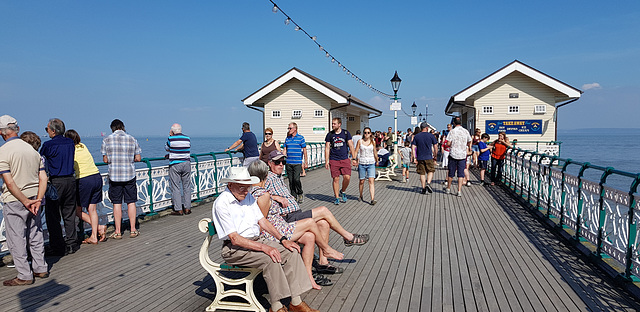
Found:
[582,82,602,91]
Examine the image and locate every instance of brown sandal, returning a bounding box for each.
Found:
[82,238,98,245]
[98,232,107,242]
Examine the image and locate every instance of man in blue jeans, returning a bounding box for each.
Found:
[283,122,307,204]
[226,122,259,167]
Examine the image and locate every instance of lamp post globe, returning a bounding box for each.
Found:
[411,101,417,116]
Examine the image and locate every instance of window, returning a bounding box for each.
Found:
[508,106,519,114]
[482,106,494,114]
[347,116,356,122]
[534,105,547,114]
[509,93,519,98]
[314,109,324,118]
[271,110,281,118]
[292,110,302,119]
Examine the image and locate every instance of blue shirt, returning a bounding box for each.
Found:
[166,133,191,165]
[40,135,75,177]
[325,129,352,161]
[240,131,258,158]
[478,141,490,161]
[284,133,306,165]
[411,132,438,161]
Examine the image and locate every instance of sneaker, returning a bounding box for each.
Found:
[402,177,407,183]
[334,198,340,205]
[445,188,451,194]
[426,184,433,193]
[371,200,377,205]
[465,181,472,187]
[340,191,347,203]
[298,194,304,204]
[421,187,427,194]
[457,190,462,197]
[480,181,487,186]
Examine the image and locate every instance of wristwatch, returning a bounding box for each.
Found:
[279,236,288,244]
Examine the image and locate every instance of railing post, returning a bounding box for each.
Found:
[210,153,219,196]
[527,152,536,203]
[226,151,235,167]
[534,152,545,209]
[623,175,640,280]
[559,159,572,228]
[595,167,614,258]
[192,154,201,202]
[519,149,528,196]
[574,162,591,242]
[546,156,558,219]
[141,158,157,216]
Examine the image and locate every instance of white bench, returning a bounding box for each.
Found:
[375,154,397,181]
[198,218,265,312]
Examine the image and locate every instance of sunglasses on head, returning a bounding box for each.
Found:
[273,159,286,165]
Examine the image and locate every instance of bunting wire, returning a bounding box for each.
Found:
[268,0,394,98]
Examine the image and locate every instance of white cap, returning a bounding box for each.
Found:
[0,115,17,129]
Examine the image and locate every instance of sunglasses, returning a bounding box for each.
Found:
[364,131,371,134]
[265,133,272,135]
[44,127,49,132]
[273,159,286,165]
[287,127,293,130]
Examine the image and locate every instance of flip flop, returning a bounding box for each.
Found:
[98,233,107,242]
[82,238,98,245]
[313,273,333,286]
[315,264,344,275]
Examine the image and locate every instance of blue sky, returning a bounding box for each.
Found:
[1,1,639,138]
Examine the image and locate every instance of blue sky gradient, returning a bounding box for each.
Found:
[1,1,639,137]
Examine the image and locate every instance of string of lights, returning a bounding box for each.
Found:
[268,0,394,98]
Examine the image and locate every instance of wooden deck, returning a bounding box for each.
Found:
[1,167,640,311]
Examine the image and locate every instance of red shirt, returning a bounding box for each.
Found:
[491,142,508,160]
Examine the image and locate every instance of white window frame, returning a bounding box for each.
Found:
[314,109,324,118]
[292,110,302,119]
[534,105,547,114]
[481,106,494,114]
[508,106,520,114]
[271,110,281,118]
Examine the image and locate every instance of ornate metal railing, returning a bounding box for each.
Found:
[0,143,326,251]
[511,140,562,157]
[500,147,640,280]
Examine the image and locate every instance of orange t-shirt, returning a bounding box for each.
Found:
[491,142,507,160]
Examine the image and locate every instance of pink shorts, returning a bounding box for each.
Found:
[330,159,352,178]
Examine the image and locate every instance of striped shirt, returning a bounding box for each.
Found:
[265,171,299,215]
[101,130,142,182]
[165,133,191,165]
[284,133,306,165]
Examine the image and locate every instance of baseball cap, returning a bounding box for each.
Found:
[0,115,17,129]
[268,150,286,161]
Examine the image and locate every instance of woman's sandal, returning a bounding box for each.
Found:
[344,233,369,247]
[108,233,122,240]
[98,232,107,242]
[82,238,98,245]
[130,230,140,238]
[313,273,333,286]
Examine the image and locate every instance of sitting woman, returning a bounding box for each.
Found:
[248,160,343,289]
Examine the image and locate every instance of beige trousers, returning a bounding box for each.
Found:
[221,237,312,303]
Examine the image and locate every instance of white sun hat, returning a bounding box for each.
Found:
[220,166,260,185]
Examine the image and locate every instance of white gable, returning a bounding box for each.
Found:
[243,69,346,105]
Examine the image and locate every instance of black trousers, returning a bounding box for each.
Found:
[285,163,303,197]
[490,158,504,183]
[46,176,78,252]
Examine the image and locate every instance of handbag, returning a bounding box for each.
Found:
[41,155,59,201]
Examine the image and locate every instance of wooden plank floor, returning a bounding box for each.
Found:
[1,166,640,311]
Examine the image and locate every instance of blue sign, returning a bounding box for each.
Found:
[485,120,542,135]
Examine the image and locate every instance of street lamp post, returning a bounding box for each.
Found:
[390,71,401,168]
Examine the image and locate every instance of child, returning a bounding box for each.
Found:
[478,133,491,185]
[399,140,412,183]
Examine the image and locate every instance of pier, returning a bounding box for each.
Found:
[1,163,639,311]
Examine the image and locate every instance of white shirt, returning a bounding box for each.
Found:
[447,126,472,160]
[352,135,362,148]
[212,188,263,240]
[378,148,389,156]
[357,141,376,165]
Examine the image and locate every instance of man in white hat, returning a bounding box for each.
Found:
[212,166,318,312]
[0,115,49,286]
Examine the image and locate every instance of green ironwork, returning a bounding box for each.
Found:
[624,174,640,280]
[191,154,202,202]
[594,167,614,258]
[141,157,165,216]
[546,156,559,219]
[536,154,546,210]
[558,159,572,228]
[574,162,591,241]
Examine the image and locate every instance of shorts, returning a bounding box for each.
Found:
[479,160,488,170]
[471,145,479,152]
[448,157,466,178]
[402,163,409,169]
[329,159,352,178]
[76,173,103,208]
[416,159,435,175]
[358,163,376,179]
[282,210,313,223]
[108,178,137,204]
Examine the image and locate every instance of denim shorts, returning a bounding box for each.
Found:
[358,163,376,179]
[471,145,479,152]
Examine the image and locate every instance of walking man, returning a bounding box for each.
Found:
[101,119,142,239]
[325,117,355,205]
[166,123,192,216]
[283,122,307,204]
[0,115,49,286]
[225,122,259,167]
[40,118,78,256]
[212,166,319,312]
[445,117,472,197]
[384,126,394,153]
[412,122,438,194]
